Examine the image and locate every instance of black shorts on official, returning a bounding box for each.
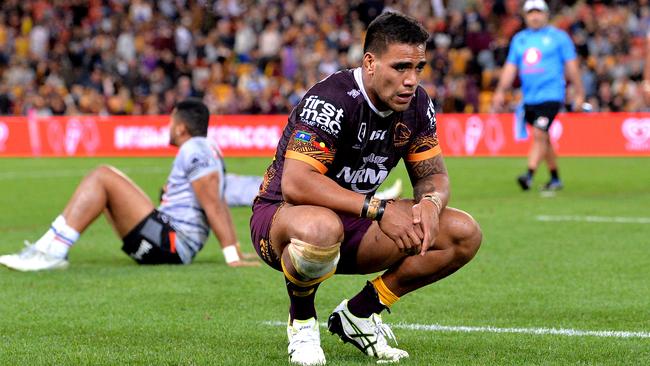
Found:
[121,210,183,265]
[524,101,562,132]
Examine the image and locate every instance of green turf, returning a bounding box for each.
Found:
[0,156,649,365]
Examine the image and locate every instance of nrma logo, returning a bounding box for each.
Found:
[336,153,389,193]
[299,95,344,137]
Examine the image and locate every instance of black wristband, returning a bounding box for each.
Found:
[375,199,387,221]
[360,194,372,218]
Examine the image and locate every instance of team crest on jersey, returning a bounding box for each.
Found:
[393,122,411,147]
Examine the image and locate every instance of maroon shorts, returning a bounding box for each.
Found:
[250,198,373,274]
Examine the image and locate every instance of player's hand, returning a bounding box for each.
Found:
[412,199,440,256]
[227,259,261,267]
[159,184,168,202]
[573,94,588,112]
[240,252,259,260]
[378,201,423,254]
[227,245,261,267]
[491,91,505,113]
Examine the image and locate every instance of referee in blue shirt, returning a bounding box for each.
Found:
[493,0,585,191]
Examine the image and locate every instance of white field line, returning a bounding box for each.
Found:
[536,215,650,224]
[263,321,650,339]
[0,167,168,180]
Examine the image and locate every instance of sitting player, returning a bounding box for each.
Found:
[0,98,258,271]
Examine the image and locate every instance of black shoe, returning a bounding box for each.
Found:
[517,174,531,191]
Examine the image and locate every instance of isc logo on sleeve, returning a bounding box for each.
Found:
[299,95,344,137]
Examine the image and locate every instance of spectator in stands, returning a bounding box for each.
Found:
[0,0,648,116]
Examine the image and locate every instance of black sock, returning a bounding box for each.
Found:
[527,168,535,179]
[347,281,386,318]
[550,169,559,180]
[286,279,319,321]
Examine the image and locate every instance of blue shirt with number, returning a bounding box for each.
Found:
[506,25,576,105]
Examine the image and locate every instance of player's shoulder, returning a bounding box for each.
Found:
[406,85,436,126]
[548,26,572,42]
[512,29,529,41]
[304,69,362,108]
[546,25,566,35]
[414,85,431,102]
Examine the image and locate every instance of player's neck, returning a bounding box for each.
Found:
[175,134,193,147]
[360,70,390,113]
[528,24,548,31]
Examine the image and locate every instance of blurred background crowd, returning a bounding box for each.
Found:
[0,0,649,116]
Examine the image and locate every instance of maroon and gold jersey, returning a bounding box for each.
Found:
[258,68,440,202]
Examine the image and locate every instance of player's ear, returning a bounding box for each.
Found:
[363,52,375,76]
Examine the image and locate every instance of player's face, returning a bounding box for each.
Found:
[525,10,548,29]
[365,42,426,112]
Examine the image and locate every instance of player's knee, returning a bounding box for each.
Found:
[91,164,119,180]
[451,211,482,263]
[291,212,344,245]
[285,238,340,280]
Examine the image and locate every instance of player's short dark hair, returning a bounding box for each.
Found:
[173,98,209,137]
[363,12,430,55]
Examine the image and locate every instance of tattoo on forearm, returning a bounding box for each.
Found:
[413,177,436,202]
[408,156,448,201]
[410,156,446,178]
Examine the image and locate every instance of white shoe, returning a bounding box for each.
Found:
[327,300,408,363]
[0,241,69,272]
[287,317,326,365]
[375,179,403,200]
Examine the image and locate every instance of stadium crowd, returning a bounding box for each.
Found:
[0,0,648,116]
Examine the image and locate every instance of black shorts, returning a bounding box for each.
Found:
[524,101,562,132]
[122,210,183,265]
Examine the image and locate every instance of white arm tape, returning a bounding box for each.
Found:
[222,245,240,264]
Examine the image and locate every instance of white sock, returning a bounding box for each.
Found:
[34,215,80,258]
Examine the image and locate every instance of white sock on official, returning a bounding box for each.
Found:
[34,215,80,259]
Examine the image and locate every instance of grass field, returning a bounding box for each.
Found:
[0,156,649,365]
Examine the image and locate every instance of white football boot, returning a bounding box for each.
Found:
[328,300,408,363]
[287,317,326,365]
[374,179,403,201]
[0,241,69,272]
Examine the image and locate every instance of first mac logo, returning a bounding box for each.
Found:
[299,95,343,137]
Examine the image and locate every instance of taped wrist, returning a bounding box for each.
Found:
[422,192,443,214]
[222,244,240,264]
[360,195,388,221]
[284,238,340,285]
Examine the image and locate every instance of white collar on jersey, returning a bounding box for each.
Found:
[353,67,393,118]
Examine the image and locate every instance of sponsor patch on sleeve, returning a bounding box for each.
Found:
[186,153,212,176]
